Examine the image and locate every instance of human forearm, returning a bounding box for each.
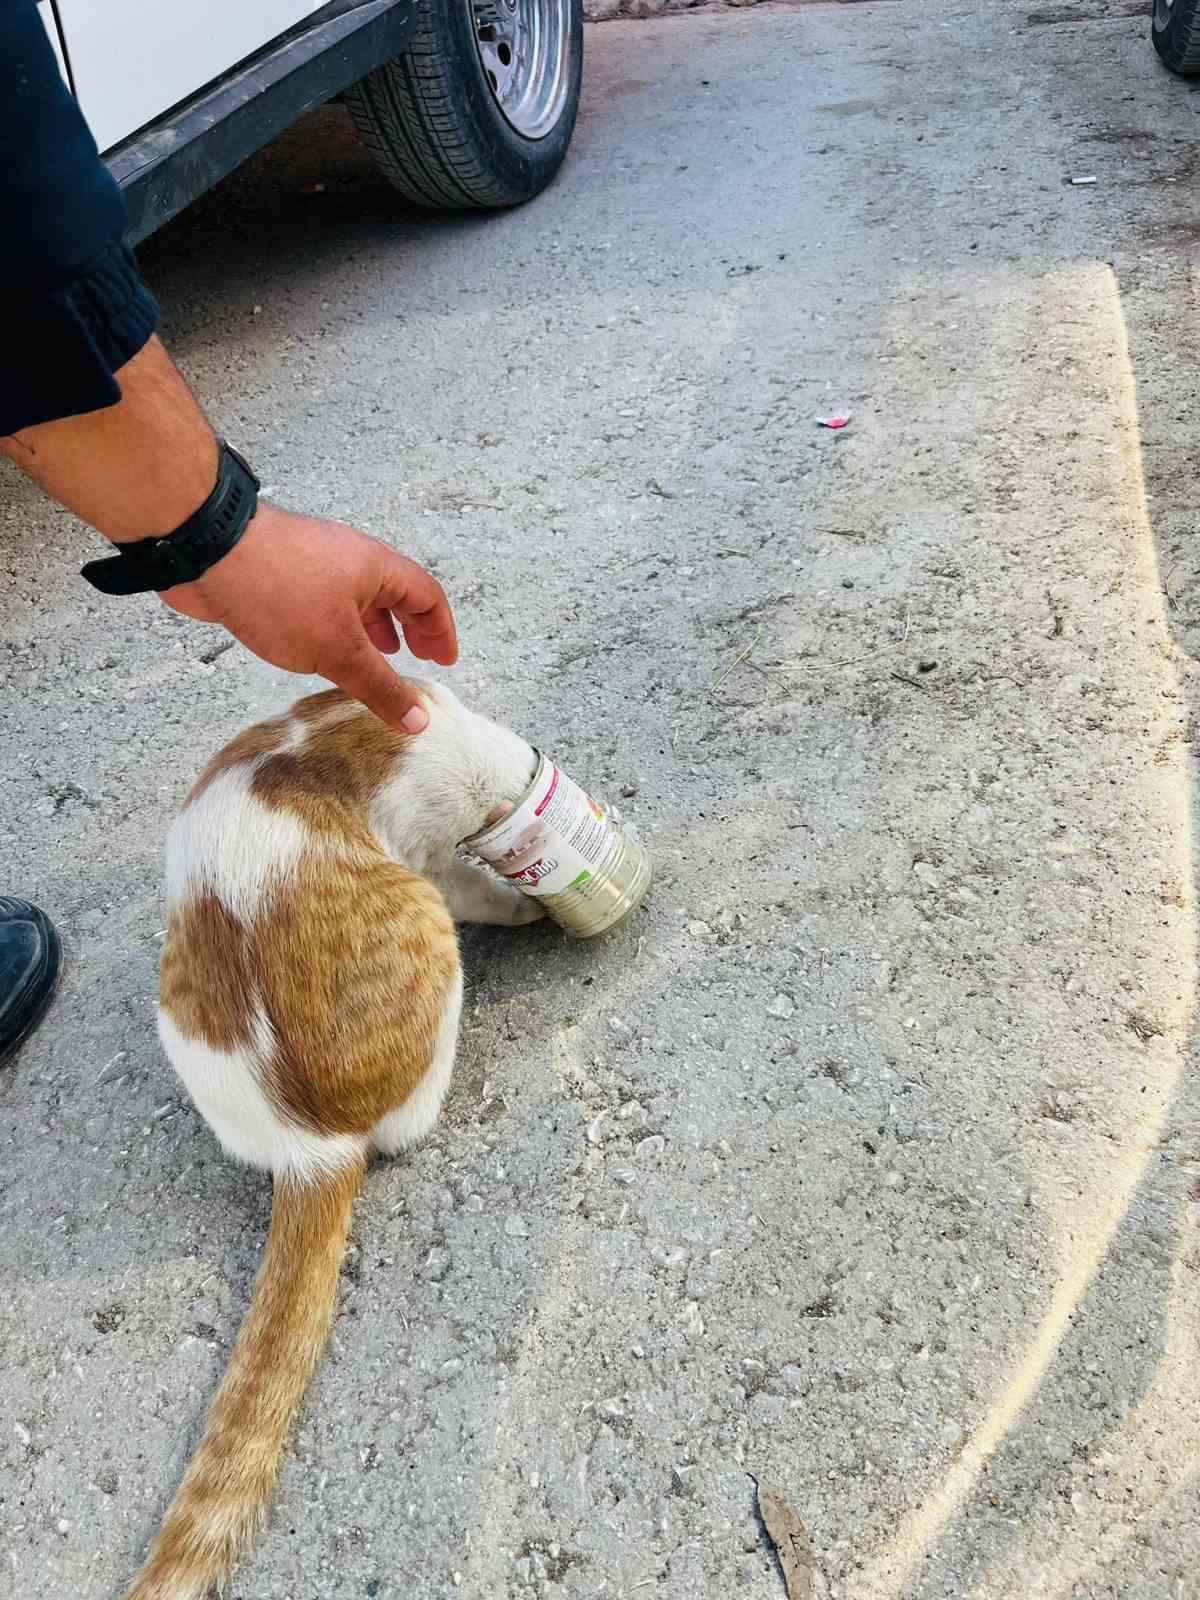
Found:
[1,335,218,541]
[3,337,457,732]
[0,1,457,734]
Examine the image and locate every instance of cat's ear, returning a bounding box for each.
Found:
[484,802,513,827]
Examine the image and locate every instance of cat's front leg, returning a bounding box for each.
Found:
[435,858,545,926]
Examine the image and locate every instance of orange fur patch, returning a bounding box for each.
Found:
[256,851,458,1136]
[185,715,290,806]
[159,892,254,1051]
[252,691,417,838]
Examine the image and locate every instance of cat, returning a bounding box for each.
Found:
[123,678,542,1600]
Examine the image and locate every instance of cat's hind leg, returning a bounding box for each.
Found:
[372,971,463,1154]
[433,857,544,927]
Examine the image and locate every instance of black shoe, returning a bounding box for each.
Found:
[0,898,61,1065]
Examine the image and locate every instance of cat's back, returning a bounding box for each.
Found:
[162,689,457,1047]
[158,691,459,1173]
[165,690,410,914]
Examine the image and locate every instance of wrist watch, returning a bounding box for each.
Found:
[80,440,260,596]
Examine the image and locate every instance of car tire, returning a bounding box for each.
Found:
[1153,0,1200,75]
[345,0,583,209]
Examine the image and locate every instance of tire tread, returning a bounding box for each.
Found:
[1153,0,1200,76]
[347,0,552,209]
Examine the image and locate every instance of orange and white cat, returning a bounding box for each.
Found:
[124,679,540,1600]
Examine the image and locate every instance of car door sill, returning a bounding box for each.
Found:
[105,0,415,243]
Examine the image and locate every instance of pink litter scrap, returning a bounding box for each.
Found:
[816,414,851,430]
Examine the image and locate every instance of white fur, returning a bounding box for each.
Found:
[369,681,538,876]
[432,857,544,926]
[164,762,312,920]
[158,1010,366,1181]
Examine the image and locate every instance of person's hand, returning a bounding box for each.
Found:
[0,336,454,727]
[164,502,458,732]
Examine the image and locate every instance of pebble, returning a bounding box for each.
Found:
[586,1112,608,1146]
[781,1364,805,1393]
[649,1244,688,1269]
[767,993,795,1020]
[636,1135,666,1160]
[56,1519,71,1536]
[611,1167,638,1187]
[688,919,709,937]
[504,1215,530,1239]
[421,1247,451,1282]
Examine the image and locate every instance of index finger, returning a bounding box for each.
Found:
[374,550,459,666]
[325,627,432,733]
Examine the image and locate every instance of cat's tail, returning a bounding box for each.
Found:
[122,1153,367,1600]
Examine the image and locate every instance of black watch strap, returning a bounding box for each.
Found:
[80,440,260,596]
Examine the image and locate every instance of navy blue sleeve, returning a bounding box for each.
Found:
[0,0,159,433]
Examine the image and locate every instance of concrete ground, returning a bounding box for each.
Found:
[4,1,1200,1596]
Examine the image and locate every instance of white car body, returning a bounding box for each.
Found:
[32,0,581,241]
[38,0,329,153]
